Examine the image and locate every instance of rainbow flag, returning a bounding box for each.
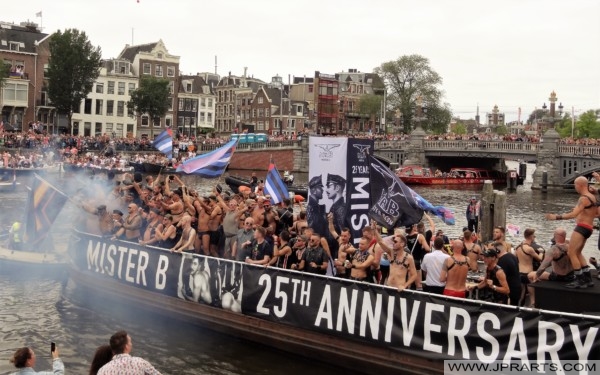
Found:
[176,139,237,178]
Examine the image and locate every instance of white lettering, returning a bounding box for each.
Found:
[315,285,333,329]
[135,250,149,286]
[399,298,420,347]
[274,277,289,318]
[571,324,598,362]
[116,246,128,279]
[503,317,528,365]
[350,213,369,231]
[384,295,395,342]
[447,306,471,358]
[105,244,117,276]
[537,321,564,372]
[155,255,169,290]
[125,249,138,283]
[359,292,382,339]
[351,177,369,199]
[476,312,500,362]
[423,303,444,353]
[256,274,271,315]
[300,280,311,306]
[291,278,301,304]
[87,241,100,272]
[336,287,358,334]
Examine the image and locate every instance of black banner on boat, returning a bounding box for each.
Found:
[345,139,374,243]
[72,233,600,362]
[241,266,600,362]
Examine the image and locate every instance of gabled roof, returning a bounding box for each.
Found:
[118,42,158,62]
[0,22,47,54]
[179,75,209,94]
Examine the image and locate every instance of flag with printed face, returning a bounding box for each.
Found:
[264,162,288,204]
[176,139,237,178]
[24,174,68,246]
[152,128,173,158]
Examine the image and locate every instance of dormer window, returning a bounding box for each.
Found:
[186,83,192,93]
[9,42,19,51]
[157,53,163,59]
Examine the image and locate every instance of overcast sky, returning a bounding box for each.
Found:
[5,0,599,122]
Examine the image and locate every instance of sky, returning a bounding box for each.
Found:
[4,0,600,122]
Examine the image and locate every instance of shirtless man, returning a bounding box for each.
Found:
[161,190,185,225]
[194,197,212,255]
[375,231,417,291]
[332,228,355,278]
[171,215,196,253]
[546,176,597,288]
[251,196,266,228]
[515,228,543,306]
[139,208,163,247]
[362,225,384,283]
[207,196,223,257]
[344,237,374,282]
[180,256,211,304]
[528,228,573,283]
[462,230,481,272]
[440,239,470,298]
[112,203,142,241]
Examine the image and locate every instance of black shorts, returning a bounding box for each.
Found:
[209,230,220,245]
[574,224,593,239]
[520,272,530,285]
[414,260,422,271]
[549,271,575,282]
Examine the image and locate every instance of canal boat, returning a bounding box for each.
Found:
[0,234,67,276]
[66,230,600,374]
[396,166,508,185]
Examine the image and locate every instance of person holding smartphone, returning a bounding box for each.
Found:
[9,344,64,375]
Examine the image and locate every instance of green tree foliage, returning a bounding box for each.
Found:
[46,29,102,132]
[575,110,600,139]
[357,94,382,117]
[555,113,574,138]
[452,122,467,135]
[527,108,546,124]
[423,103,452,134]
[374,54,444,133]
[128,76,170,137]
[495,125,508,135]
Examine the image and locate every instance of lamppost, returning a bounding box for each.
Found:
[541,91,563,133]
[413,95,427,131]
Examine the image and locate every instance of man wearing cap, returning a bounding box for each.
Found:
[81,203,114,236]
[325,173,346,236]
[466,196,480,233]
[307,175,327,236]
[474,248,510,304]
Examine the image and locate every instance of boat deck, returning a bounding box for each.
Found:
[532,270,600,314]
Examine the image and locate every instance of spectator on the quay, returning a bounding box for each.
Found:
[9,346,64,375]
[466,196,480,233]
[97,330,161,375]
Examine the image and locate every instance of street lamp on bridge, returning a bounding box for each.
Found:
[541,91,564,133]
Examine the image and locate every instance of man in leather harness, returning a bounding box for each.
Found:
[546,176,597,288]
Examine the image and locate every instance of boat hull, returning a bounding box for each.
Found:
[67,230,600,372]
[0,165,61,176]
[399,176,506,185]
[0,246,67,276]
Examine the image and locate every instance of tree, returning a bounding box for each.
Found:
[357,94,383,131]
[527,108,547,124]
[422,102,452,134]
[374,54,444,134]
[495,125,508,136]
[452,122,467,135]
[46,29,102,134]
[127,76,170,138]
[0,62,9,89]
[575,110,600,139]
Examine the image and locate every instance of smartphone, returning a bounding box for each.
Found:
[51,342,56,353]
[169,175,175,181]
[216,184,223,194]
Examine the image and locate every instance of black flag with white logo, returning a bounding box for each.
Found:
[368,155,423,229]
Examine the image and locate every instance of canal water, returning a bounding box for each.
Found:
[0,162,598,374]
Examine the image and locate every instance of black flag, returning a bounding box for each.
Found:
[368,156,423,229]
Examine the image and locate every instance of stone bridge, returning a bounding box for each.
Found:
[204,129,600,189]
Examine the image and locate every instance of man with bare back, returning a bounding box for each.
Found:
[440,240,470,298]
[546,176,597,288]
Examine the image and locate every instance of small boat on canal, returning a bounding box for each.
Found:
[396,166,509,185]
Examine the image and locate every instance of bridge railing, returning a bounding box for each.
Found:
[558,145,600,157]
[422,140,541,152]
[197,140,301,152]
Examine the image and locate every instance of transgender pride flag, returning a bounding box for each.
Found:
[152,128,173,158]
[176,139,237,178]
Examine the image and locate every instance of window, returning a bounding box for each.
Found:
[186,83,192,93]
[308,85,314,93]
[168,97,173,111]
[3,82,28,102]
[165,116,172,127]
[168,81,174,94]
[117,101,125,116]
[185,99,192,111]
[200,112,205,123]
[127,104,133,117]
[252,109,257,118]
[108,81,115,94]
[178,98,185,111]
[128,82,136,93]
[258,109,264,118]
[192,100,198,112]
[157,53,163,59]
[141,115,149,127]
[265,107,270,117]
[143,63,151,75]
[178,116,184,126]
[127,124,134,133]
[106,123,113,131]
[95,99,103,115]
[207,113,212,124]
[84,99,92,114]
[116,123,123,131]
[184,117,191,126]
[200,98,206,107]
[106,100,114,116]
[258,121,264,130]
[9,41,19,51]
[155,65,163,77]
[207,98,213,108]
[153,117,161,127]
[118,82,125,95]
[167,66,175,77]
[258,97,264,104]
[96,83,104,94]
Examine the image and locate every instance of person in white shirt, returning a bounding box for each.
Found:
[421,236,450,294]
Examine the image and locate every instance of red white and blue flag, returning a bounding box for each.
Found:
[152,128,173,158]
[264,162,288,204]
[176,139,237,178]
